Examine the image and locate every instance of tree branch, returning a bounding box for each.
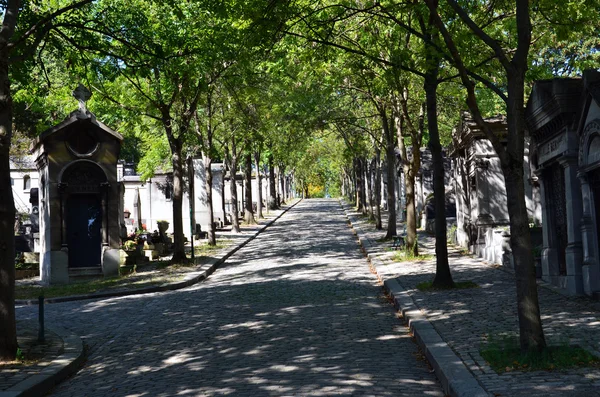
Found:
[9,0,93,49]
[0,0,20,43]
[445,0,511,70]
[425,0,507,160]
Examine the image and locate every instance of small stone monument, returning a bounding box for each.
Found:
[31,84,123,284]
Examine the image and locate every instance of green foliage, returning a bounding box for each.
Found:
[481,335,600,373]
[416,280,479,291]
[447,224,458,244]
[15,348,23,362]
[392,251,435,263]
[122,240,137,251]
[292,130,345,197]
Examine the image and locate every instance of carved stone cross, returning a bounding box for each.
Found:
[72,84,92,112]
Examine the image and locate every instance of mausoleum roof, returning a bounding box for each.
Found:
[525,77,583,140]
[449,113,507,156]
[31,109,123,152]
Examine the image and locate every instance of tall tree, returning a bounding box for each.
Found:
[254,148,264,218]
[243,151,255,224]
[0,0,94,362]
[194,92,218,246]
[425,0,544,351]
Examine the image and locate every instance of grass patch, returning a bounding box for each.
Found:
[481,336,600,372]
[416,280,479,291]
[457,247,471,256]
[193,239,231,256]
[15,239,234,300]
[0,348,40,367]
[392,251,435,262]
[15,262,185,300]
[15,276,156,300]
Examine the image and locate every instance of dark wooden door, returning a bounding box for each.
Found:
[546,163,567,275]
[67,194,102,267]
[590,171,600,256]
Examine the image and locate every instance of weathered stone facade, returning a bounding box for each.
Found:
[526,70,600,296]
[450,113,538,266]
[31,87,123,284]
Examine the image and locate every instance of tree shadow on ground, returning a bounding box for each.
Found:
[16,199,443,397]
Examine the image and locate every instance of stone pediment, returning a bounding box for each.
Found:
[525,78,583,140]
[450,113,507,157]
[31,109,123,153]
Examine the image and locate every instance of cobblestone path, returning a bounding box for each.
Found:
[347,203,600,397]
[16,199,443,397]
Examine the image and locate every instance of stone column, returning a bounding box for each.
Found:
[535,169,559,283]
[58,183,68,249]
[559,156,583,294]
[475,159,491,259]
[475,158,490,218]
[578,172,600,295]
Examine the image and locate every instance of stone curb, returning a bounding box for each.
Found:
[16,199,301,306]
[341,202,491,397]
[0,325,85,397]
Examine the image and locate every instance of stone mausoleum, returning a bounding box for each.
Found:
[31,85,123,284]
[526,69,600,296]
[450,113,539,267]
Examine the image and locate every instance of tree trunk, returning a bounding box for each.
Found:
[222,164,227,223]
[365,159,375,221]
[0,44,17,361]
[170,139,188,263]
[228,150,240,233]
[427,0,545,350]
[383,111,397,238]
[279,164,286,204]
[268,154,278,209]
[374,149,383,230]
[354,158,359,208]
[355,157,364,211]
[254,151,264,219]
[425,63,453,287]
[204,154,216,245]
[395,111,419,255]
[505,70,545,352]
[396,87,425,255]
[244,152,255,224]
[360,158,367,214]
[404,172,418,254]
[195,109,216,246]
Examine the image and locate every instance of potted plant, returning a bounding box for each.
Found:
[157,220,169,234]
[122,239,137,251]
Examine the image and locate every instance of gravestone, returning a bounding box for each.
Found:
[31,84,123,284]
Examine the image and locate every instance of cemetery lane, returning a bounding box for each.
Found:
[16,199,443,397]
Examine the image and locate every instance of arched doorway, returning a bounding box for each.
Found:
[61,161,107,268]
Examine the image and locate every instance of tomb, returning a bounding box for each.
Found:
[526,70,600,296]
[450,113,538,266]
[31,85,123,284]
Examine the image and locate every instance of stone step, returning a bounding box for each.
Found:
[69,266,103,281]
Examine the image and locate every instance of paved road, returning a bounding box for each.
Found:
[17,199,443,396]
